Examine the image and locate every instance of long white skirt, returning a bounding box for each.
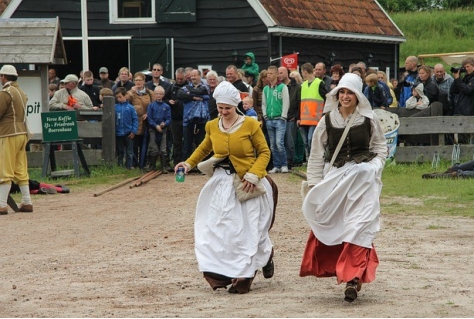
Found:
[195,168,274,278]
[302,160,384,249]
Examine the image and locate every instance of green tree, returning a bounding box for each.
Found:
[378,0,474,11]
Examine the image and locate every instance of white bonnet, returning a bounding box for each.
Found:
[323,73,373,118]
[213,81,241,107]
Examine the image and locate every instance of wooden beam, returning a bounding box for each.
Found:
[395,145,474,163]
[398,117,474,135]
[77,122,103,138]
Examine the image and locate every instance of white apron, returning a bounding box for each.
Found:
[302,159,383,249]
[194,168,274,278]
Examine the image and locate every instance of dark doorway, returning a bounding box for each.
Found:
[130,38,173,79]
[52,39,129,82]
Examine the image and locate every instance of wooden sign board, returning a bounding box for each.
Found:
[41,111,79,142]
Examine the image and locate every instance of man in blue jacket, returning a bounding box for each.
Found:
[398,56,419,107]
[177,69,209,160]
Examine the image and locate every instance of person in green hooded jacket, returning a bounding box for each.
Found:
[241,52,259,84]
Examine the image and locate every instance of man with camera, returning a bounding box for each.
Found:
[449,57,474,116]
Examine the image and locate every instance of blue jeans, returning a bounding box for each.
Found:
[266,118,287,168]
[285,120,297,165]
[299,125,316,158]
[116,135,134,168]
[183,123,206,160]
[453,160,474,177]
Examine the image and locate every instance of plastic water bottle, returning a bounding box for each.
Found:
[176,167,185,183]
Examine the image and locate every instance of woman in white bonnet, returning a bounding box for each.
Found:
[300,73,387,302]
[175,81,278,294]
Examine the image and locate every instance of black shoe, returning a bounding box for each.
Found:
[262,259,274,279]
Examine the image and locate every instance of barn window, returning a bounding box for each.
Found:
[109,0,156,24]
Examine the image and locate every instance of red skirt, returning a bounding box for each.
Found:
[299,231,379,284]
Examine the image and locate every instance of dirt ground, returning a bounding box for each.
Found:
[1,172,473,317]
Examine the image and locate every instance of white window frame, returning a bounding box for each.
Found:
[198,65,213,76]
[109,0,156,24]
[0,0,23,18]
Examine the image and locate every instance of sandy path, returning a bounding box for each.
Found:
[1,173,473,317]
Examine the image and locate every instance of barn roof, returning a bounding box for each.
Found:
[248,0,405,44]
[0,17,67,64]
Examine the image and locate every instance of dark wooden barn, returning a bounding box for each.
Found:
[3,0,405,80]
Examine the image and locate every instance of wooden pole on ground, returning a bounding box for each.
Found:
[93,176,141,197]
[139,170,162,184]
[134,170,162,188]
[129,170,160,188]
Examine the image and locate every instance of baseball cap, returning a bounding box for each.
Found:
[62,74,79,83]
[0,65,18,76]
[99,67,108,73]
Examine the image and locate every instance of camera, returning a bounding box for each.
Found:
[450,66,466,73]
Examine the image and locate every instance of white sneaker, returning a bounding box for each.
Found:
[281,166,289,173]
[268,167,281,174]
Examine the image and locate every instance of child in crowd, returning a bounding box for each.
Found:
[80,70,101,108]
[364,73,388,109]
[405,83,429,110]
[241,52,259,83]
[48,84,57,100]
[242,96,258,120]
[99,88,114,108]
[146,86,171,172]
[114,87,138,169]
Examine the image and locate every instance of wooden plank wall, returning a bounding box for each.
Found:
[13,0,269,75]
[395,116,474,163]
[280,37,396,73]
[0,19,57,64]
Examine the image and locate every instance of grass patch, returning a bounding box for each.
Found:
[391,8,474,66]
[382,162,474,218]
[293,161,474,218]
[27,164,143,192]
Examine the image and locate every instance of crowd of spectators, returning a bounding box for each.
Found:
[43,53,474,171]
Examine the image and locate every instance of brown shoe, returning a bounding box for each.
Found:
[0,206,8,215]
[344,279,361,302]
[19,204,33,213]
